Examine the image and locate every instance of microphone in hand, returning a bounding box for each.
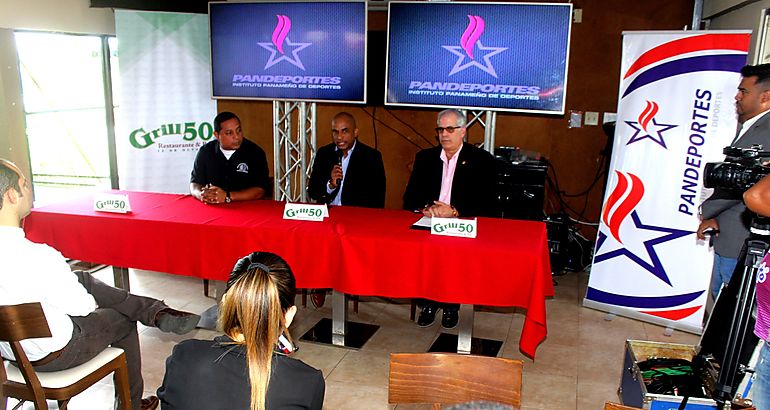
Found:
[335,150,344,187]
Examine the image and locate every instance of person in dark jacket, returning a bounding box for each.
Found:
[158,252,325,410]
[403,108,497,329]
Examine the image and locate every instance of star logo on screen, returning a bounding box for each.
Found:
[258,15,311,70]
[442,15,507,78]
[624,101,677,149]
[594,171,693,286]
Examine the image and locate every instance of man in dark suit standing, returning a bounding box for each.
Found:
[307,112,386,307]
[403,108,497,328]
[697,64,770,299]
[308,112,386,208]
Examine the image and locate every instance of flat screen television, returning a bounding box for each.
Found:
[385,1,572,114]
[209,1,367,103]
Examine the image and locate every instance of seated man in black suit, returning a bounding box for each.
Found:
[308,111,386,208]
[307,111,386,306]
[403,108,497,328]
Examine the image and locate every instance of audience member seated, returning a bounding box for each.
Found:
[157,251,325,410]
[0,159,199,410]
[190,111,270,204]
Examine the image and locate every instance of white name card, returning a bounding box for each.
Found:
[283,203,328,221]
[431,217,477,238]
[94,193,131,214]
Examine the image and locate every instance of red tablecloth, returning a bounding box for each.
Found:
[23,191,553,357]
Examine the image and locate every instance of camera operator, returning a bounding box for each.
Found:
[698,64,770,300]
[742,177,770,409]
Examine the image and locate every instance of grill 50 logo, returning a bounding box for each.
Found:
[95,199,126,210]
[431,217,477,238]
[285,207,323,219]
[129,121,214,149]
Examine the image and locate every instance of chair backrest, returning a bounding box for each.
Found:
[0,302,51,343]
[388,353,523,409]
[0,302,53,408]
[604,402,644,410]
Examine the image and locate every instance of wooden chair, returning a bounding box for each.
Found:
[0,302,131,410]
[604,402,644,410]
[388,352,523,409]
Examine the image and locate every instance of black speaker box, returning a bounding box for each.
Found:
[495,158,547,221]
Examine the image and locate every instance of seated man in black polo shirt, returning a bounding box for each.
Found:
[190,112,270,204]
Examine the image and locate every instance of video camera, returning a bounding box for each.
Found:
[703,145,770,191]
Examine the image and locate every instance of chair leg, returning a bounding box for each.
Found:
[114,357,133,410]
[352,295,359,314]
[58,399,70,410]
[301,289,307,307]
[410,300,417,321]
[203,279,210,298]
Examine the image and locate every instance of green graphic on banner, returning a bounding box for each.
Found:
[115,10,216,193]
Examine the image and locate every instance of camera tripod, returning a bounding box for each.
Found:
[710,216,769,407]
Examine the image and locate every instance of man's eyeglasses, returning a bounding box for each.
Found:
[435,125,462,134]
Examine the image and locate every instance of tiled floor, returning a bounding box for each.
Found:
[7,268,700,409]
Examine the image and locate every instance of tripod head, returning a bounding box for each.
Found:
[750,215,770,237]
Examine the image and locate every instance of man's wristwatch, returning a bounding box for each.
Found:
[225,191,232,203]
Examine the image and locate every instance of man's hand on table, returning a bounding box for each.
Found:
[421,201,458,218]
[200,184,227,205]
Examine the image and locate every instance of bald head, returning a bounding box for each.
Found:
[332,112,357,129]
[331,112,359,153]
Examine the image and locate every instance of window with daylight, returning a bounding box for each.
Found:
[14,31,120,206]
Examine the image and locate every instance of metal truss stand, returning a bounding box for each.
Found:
[273,101,317,202]
[462,110,496,154]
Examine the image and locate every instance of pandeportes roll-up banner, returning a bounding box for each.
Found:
[115,11,216,193]
[584,31,751,333]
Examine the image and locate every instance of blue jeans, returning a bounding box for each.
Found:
[711,254,739,299]
[755,341,770,410]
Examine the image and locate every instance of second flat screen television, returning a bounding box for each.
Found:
[386,1,572,114]
[209,1,367,103]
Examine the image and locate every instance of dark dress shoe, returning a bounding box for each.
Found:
[441,309,459,329]
[141,395,159,410]
[154,308,201,335]
[417,306,437,327]
[310,289,326,308]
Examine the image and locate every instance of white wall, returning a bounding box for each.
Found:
[0,29,29,176]
[0,0,114,176]
[704,0,769,63]
[0,0,115,35]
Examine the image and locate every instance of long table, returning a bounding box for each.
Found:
[23,191,553,357]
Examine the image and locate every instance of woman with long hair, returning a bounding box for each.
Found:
[157,252,325,410]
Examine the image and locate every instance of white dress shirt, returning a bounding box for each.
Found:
[0,226,97,361]
[326,140,357,206]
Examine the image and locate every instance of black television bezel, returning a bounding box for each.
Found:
[384,1,572,114]
[208,0,369,104]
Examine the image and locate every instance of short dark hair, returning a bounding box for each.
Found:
[0,160,22,209]
[741,64,770,89]
[214,111,241,133]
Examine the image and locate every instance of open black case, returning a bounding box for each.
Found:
[619,256,760,408]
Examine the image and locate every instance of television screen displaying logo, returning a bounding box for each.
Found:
[209,1,367,103]
[385,1,572,113]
